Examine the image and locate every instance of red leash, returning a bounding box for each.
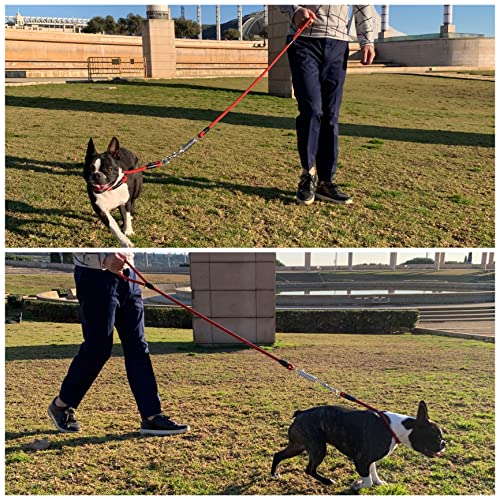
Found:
[109,18,314,191]
[117,254,401,444]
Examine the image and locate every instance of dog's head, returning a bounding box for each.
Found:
[406,401,445,458]
[84,137,123,193]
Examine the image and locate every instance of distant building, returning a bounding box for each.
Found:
[5,10,89,32]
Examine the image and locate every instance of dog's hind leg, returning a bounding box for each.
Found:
[305,441,334,485]
[271,441,305,478]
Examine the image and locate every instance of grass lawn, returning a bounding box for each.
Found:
[5,75,494,247]
[5,323,494,495]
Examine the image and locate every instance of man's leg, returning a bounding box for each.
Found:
[316,39,349,183]
[49,267,118,432]
[287,36,324,204]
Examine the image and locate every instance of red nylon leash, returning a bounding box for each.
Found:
[109,18,314,191]
[117,255,401,444]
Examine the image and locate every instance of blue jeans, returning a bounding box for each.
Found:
[287,36,349,182]
[59,266,161,418]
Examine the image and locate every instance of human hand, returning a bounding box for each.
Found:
[292,7,317,28]
[103,253,126,274]
[360,44,376,65]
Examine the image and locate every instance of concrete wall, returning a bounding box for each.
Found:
[190,253,276,345]
[5,29,267,79]
[375,37,495,68]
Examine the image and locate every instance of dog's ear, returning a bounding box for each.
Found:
[107,137,120,158]
[86,138,97,163]
[416,401,429,422]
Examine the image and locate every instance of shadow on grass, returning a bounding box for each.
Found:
[6,341,262,361]
[145,174,296,203]
[6,431,142,455]
[6,95,494,147]
[6,156,82,177]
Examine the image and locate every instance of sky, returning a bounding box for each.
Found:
[5,4,495,36]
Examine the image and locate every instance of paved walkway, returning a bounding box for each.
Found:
[414,320,494,342]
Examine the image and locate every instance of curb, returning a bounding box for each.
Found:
[412,327,494,343]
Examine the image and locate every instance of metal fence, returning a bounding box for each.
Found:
[87,56,146,81]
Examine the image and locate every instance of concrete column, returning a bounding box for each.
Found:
[379,5,389,40]
[268,5,293,98]
[434,252,441,270]
[197,5,202,40]
[440,5,456,35]
[348,252,353,271]
[190,253,276,345]
[238,5,243,41]
[488,252,495,269]
[216,5,221,41]
[481,252,488,269]
[389,252,397,270]
[142,17,176,78]
[305,252,311,271]
[440,252,446,268]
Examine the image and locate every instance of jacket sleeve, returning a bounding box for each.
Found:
[353,5,376,46]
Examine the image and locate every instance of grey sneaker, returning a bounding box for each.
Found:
[296,172,316,205]
[140,414,190,436]
[48,398,81,433]
[315,182,353,204]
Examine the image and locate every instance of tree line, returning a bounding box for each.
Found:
[83,14,249,40]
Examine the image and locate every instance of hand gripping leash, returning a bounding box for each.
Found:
[109,18,314,191]
[117,254,400,444]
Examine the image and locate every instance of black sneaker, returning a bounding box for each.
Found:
[140,414,190,436]
[296,172,316,205]
[315,182,353,204]
[48,398,81,433]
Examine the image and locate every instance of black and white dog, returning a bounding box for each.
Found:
[84,137,143,247]
[271,401,445,491]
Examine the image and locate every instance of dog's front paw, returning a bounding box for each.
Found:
[124,228,135,237]
[351,478,373,491]
[270,473,280,479]
[373,480,387,486]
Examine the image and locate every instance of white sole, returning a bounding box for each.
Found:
[315,193,353,204]
[296,196,315,206]
[140,425,190,436]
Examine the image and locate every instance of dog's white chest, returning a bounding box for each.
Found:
[95,182,130,212]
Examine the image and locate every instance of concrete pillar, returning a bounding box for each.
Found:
[481,252,488,269]
[434,252,441,270]
[389,252,397,270]
[440,5,456,35]
[379,5,389,40]
[488,252,495,269]
[142,16,176,78]
[190,253,276,345]
[197,5,202,40]
[238,5,243,41]
[348,252,353,271]
[268,5,293,98]
[440,252,446,268]
[305,252,311,271]
[216,5,221,41]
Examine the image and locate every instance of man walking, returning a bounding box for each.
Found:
[282,5,376,205]
[48,252,189,436]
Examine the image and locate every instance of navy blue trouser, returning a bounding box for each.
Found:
[59,266,161,418]
[287,36,349,182]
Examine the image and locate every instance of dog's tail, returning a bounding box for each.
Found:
[292,410,303,419]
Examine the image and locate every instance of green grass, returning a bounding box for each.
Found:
[5,323,494,495]
[5,75,494,247]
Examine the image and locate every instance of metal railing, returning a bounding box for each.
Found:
[87,56,146,81]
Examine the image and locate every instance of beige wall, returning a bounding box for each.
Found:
[5,29,267,79]
[375,37,495,68]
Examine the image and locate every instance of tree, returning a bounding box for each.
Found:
[103,15,117,34]
[82,16,106,34]
[402,257,434,265]
[117,13,144,36]
[174,17,200,39]
[223,28,240,40]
